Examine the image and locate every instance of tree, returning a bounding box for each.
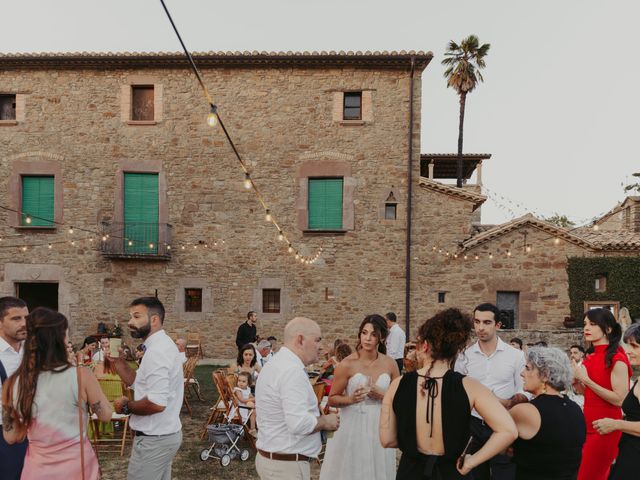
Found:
[545,214,576,229]
[442,35,490,188]
[623,172,640,194]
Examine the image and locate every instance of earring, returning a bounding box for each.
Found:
[542,383,548,394]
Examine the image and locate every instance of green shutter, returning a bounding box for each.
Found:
[308,178,343,229]
[124,173,159,254]
[21,176,54,226]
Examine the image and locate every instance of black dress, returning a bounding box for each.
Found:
[609,380,640,480]
[512,394,586,480]
[392,370,471,479]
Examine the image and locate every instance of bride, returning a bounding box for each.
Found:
[320,314,400,480]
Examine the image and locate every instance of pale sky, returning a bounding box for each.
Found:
[3,1,638,225]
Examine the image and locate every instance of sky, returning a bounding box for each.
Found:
[3,0,639,225]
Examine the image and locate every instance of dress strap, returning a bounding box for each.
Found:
[416,373,444,437]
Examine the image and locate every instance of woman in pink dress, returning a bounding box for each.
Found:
[2,307,112,479]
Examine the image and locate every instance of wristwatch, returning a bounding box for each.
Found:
[121,401,130,415]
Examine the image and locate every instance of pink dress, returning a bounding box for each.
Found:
[19,367,100,479]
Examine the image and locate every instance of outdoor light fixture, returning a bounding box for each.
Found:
[149,243,154,249]
[102,235,107,242]
[244,173,252,189]
[48,244,52,249]
[207,104,218,127]
[554,238,560,245]
[526,246,532,253]
[128,240,133,246]
[507,250,512,257]
[288,244,293,253]
[265,209,272,222]
[278,230,284,241]
[69,227,74,234]
[25,215,32,224]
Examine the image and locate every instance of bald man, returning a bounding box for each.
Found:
[255,317,339,480]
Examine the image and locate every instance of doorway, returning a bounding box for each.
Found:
[15,282,59,311]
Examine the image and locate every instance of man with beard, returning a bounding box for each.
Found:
[0,296,29,480]
[109,297,183,480]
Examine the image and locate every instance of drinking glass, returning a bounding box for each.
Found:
[359,375,372,413]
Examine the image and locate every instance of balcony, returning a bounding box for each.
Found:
[100,221,172,260]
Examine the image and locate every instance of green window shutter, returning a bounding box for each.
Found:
[21,176,54,226]
[308,178,343,229]
[124,173,159,253]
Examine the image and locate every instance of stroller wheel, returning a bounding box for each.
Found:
[220,454,231,467]
[200,449,210,461]
[240,449,250,461]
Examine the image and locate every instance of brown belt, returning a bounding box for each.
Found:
[257,449,314,462]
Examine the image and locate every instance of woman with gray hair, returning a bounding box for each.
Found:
[509,347,586,479]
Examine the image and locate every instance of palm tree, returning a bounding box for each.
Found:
[442,35,490,188]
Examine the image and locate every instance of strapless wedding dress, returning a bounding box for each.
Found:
[319,372,396,480]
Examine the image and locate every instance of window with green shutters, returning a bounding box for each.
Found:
[308,178,343,229]
[124,173,159,254]
[21,176,55,226]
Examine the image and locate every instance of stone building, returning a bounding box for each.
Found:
[1,51,637,357]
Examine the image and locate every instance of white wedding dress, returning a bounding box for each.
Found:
[319,372,396,480]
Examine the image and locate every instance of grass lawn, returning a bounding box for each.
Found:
[99,365,322,480]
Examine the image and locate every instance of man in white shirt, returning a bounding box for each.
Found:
[255,317,340,480]
[92,337,110,363]
[175,338,188,364]
[454,303,527,480]
[0,296,29,480]
[255,339,272,368]
[384,312,406,372]
[111,297,183,480]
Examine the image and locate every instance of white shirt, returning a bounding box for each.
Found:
[0,336,23,426]
[178,351,187,364]
[92,349,105,363]
[454,336,526,419]
[130,329,184,435]
[386,323,406,360]
[255,346,321,456]
[256,350,273,367]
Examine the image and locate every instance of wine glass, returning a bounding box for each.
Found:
[359,375,372,413]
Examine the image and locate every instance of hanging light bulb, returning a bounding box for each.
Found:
[526,245,532,253]
[288,244,293,253]
[474,254,479,260]
[68,226,74,234]
[21,246,27,252]
[167,245,171,250]
[181,245,186,250]
[71,241,76,246]
[48,243,52,249]
[102,235,107,242]
[277,230,284,241]
[128,240,133,246]
[489,253,493,259]
[593,224,600,231]
[244,173,252,189]
[265,209,272,222]
[554,237,560,245]
[507,250,512,257]
[149,243,154,249]
[463,254,468,260]
[295,252,300,259]
[207,104,218,127]
[25,215,32,224]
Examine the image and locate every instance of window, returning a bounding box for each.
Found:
[0,94,16,120]
[343,92,362,120]
[385,204,397,220]
[185,288,203,312]
[262,289,280,313]
[123,173,159,253]
[594,275,607,292]
[21,176,54,226]
[496,291,519,329]
[131,86,154,121]
[437,292,446,303]
[308,178,343,229]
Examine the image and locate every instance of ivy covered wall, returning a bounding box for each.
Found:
[567,257,640,323]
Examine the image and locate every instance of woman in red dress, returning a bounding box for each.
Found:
[573,308,631,480]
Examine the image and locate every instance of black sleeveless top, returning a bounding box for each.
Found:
[392,369,471,462]
[621,380,640,422]
[513,394,585,480]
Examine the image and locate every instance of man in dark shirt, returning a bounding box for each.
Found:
[235,311,257,350]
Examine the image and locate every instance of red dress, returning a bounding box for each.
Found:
[577,344,631,480]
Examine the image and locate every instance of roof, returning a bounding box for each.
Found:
[461,214,596,251]
[0,51,434,71]
[418,177,486,211]
[594,196,640,225]
[462,213,640,252]
[420,153,491,180]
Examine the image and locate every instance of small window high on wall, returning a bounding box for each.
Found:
[0,94,16,120]
[185,288,203,312]
[262,289,281,313]
[131,85,155,121]
[496,291,519,329]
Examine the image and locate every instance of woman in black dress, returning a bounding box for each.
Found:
[380,308,517,479]
[509,347,586,479]
[591,322,640,480]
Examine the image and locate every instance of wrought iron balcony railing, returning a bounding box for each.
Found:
[100,221,172,260]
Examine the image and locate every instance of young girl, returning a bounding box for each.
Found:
[233,371,257,435]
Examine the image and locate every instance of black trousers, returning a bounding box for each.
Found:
[469,417,515,480]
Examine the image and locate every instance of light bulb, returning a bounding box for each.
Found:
[288,244,293,253]
[128,240,133,246]
[167,245,171,250]
[489,253,493,259]
[244,173,252,189]
[71,241,76,246]
[25,215,32,224]
[554,238,560,245]
[507,250,512,257]
[21,246,27,252]
[149,243,154,249]
[593,224,600,231]
[295,253,300,259]
[464,255,468,260]
[265,209,272,222]
[474,254,479,260]
[48,244,52,249]
[102,236,107,242]
[68,227,74,234]
[526,246,532,253]
[207,105,218,127]
[181,245,185,250]
[278,230,284,241]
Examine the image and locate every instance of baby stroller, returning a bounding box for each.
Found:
[200,423,250,467]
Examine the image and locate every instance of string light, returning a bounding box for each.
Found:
[48,243,52,249]
[554,237,560,245]
[277,230,284,241]
[526,246,532,253]
[25,215,32,224]
[68,227,74,234]
[149,243,155,249]
[593,224,600,231]
[244,173,252,189]
[288,244,293,253]
[265,209,272,222]
[102,235,107,241]
[489,253,493,259]
[128,240,133,246]
[206,104,218,127]
[507,250,511,257]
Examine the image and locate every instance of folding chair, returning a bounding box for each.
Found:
[213,370,257,451]
[186,332,203,358]
[90,377,131,456]
[181,356,200,416]
[200,370,229,440]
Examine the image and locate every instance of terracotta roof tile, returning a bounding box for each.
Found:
[418,177,486,210]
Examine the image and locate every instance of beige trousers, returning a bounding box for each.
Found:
[255,453,311,480]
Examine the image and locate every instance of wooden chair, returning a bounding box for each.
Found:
[212,370,256,451]
[200,370,230,440]
[181,356,200,416]
[90,377,131,456]
[186,332,203,358]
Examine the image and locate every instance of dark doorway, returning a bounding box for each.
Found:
[15,282,59,311]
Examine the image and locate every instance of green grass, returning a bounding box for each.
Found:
[99,365,322,480]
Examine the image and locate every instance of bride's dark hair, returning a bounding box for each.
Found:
[356,314,388,355]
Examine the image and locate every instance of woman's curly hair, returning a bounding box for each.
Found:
[418,308,472,368]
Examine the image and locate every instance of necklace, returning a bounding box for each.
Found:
[361,351,379,368]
